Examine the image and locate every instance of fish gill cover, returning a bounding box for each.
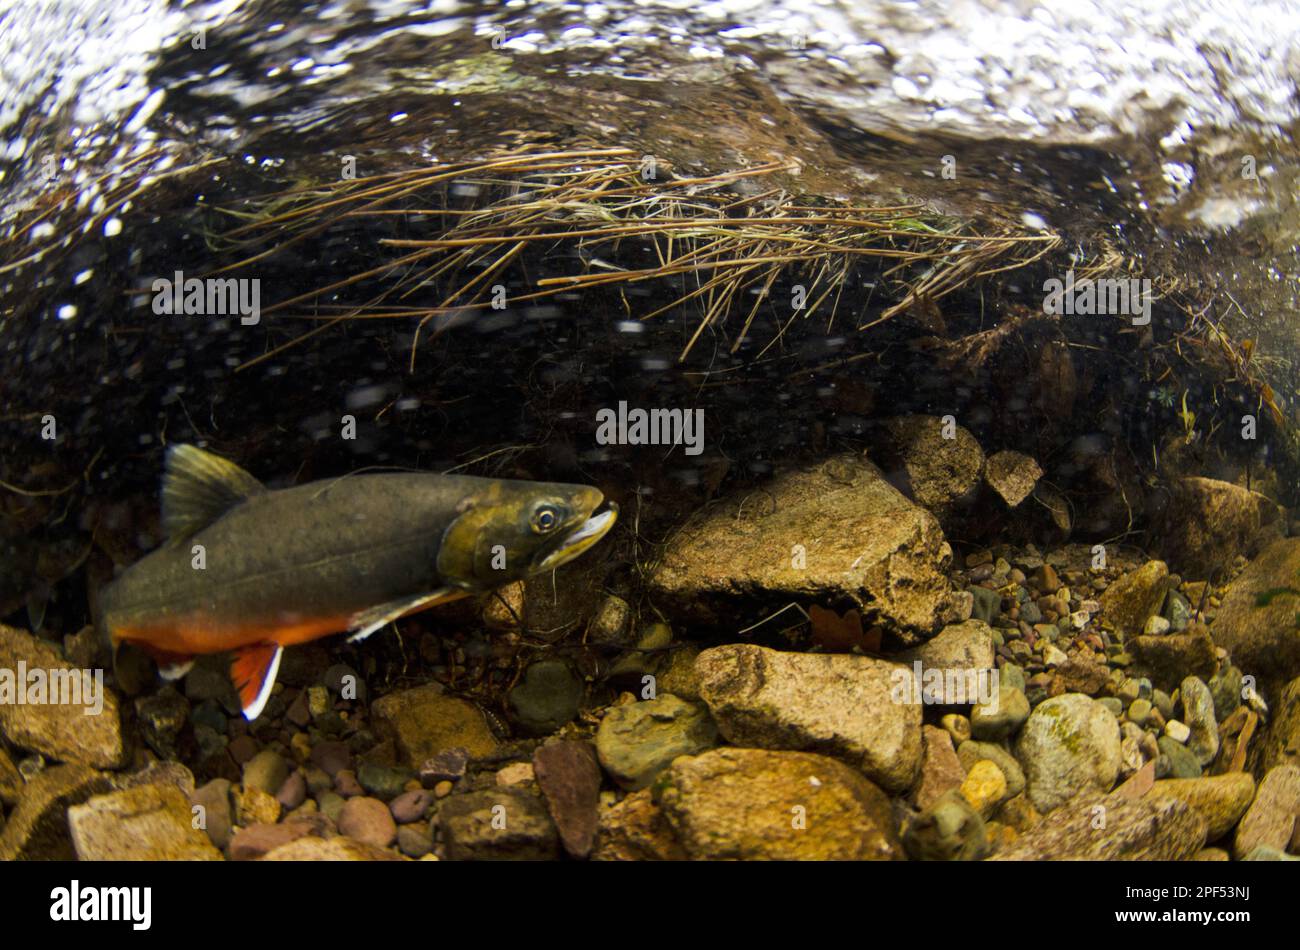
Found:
[0,0,1297,868]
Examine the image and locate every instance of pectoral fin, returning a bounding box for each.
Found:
[231,642,283,721]
[346,588,468,643]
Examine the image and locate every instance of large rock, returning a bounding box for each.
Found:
[648,454,954,643]
[1233,764,1300,859]
[1015,693,1121,812]
[874,415,985,525]
[695,643,922,792]
[439,788,559,861]
[1127,628,1218,690]
[656,748,902,860]
[1098,561,1170,638]
[0,764,112,860]
[991,792,1206,860]
[1146,773,1255,841]
[370,685,497,767]
[895,619,996,683]
[1212,538,1300,696]
[0,745,21,806]
[984,450,1043,508]
[591,789,687,861]
[533,740,603,859]
[1263,676,1300,771]
[595,694,717,790]
[68,783,222,860]
[0,624,126,768]
[1160,477,1283,580]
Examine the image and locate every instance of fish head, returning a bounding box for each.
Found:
[436,480,617,589]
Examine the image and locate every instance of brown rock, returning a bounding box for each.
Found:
[1147,772,1255,841]
[1264,676,1300,771]
[1211,538,1300,696]
[985,450,1043,507]
[1233,764,1300,859]
[1055,658,1110,695]
[1098,560,1169,637]
[657,747,902,860]
[1161,477,1282,580]
[337,796,397,848]
[533,740,602,859]
[991,792,1206,860]
[591,789,686,861]
[235,785,281,826]
[68,784,222,860]
[229,820,316,860]
[1127,628,1218,690]
[370,685,497,767]
[912,726,967,810]
[648,454,954,644]
[875,414,985,526]
[190,778,233,850]
[0,764,112,860]
[0,745,23,806]
[0,624,126,768]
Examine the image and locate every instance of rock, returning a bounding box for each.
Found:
[1157,735,1202,778]
[1142,615,1171,636]
[657,747,902,860]
[356,762,414,801]
[970,587,1001,624]
[960,760,1009,817]
[940,713,971,746]
[1243,844,1300,860]
[370,686,497,767]
[1264,676,1300,771]
[275,771,307,811]
[397,823,432,858]
[1180,676,1220,766]
[134,687,189,758]
[1015,693,1121,813]
[0,624,126,768]
[588,595,633,646]
[439,788,559,860]
[1195,847,1231,861]
[482,579,525,631]
[496,761,535,787]
[648,454,954,643]
[1147,773,1255,841]
[338,796,397,848]
[591,789,686,861]
[984,450,1043,507]
[1098,560,1169,637]
[0,764,112,860]
[242,749,289,795]
[120,760,195,796]
[895,619,997,682]
[190,778,233,850]
[0,745,23,806]
[533,740,603,859]
[657,645,703,701]
[1165,720,1191,744]
[261,836,404,860]
[68,784,222,860]
[236,785,281,826]
[507,659,584,735]
[1233,764,1300,859]
[958,741,1026,798]
[389,789,432,824]
[1055,658,1109,695]
[595,694,717,790]
[1127,629,1218,690]
[996,792,1042,833]
[1164,589,1194,632]
[1208,665,1243,723]
[970,687,1030,740]
[229,820,316,860]
[875,414,985,526]
[903,788,988,860]
[1161,477,1281,580]
[991,792,1206,860]
[418,748,469,787]
[1212,538,1300,695]
[912,726,967,810]
[310,740,352,778]
[695,643,921,792]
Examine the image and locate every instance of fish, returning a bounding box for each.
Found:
[96,444,617,720]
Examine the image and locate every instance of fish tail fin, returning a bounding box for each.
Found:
[230,642,283,721]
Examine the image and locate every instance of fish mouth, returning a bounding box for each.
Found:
[536,501,618,573]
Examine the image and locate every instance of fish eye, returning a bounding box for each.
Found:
[531,505,560,533]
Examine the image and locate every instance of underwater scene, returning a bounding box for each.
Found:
[1,0,1299,888]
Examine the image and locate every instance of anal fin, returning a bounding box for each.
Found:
[134,643,196,682]
[230,642,283,721]
[346,588,468,643]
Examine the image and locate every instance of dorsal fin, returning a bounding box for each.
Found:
[161,444,264,539]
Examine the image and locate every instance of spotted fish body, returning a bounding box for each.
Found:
[97,445,617,719]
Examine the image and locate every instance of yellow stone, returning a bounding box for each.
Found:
[960,759,1008,817]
